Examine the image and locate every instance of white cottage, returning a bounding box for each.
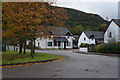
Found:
[104,19,120,43]
[78,31,104,47]
[27,27,73,49]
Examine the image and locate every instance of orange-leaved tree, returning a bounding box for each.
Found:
[2,2,69,58]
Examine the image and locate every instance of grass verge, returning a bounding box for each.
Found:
[2,50,64,65]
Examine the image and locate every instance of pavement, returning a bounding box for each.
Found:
[2,46,119,78]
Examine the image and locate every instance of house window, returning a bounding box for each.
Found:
[38,42,40,46]
[48,42,52,46]
[84,37,86,41]
[109,32,112,38]
[90,35,94,40]
[54,41,58,46]
[66,32,70,36]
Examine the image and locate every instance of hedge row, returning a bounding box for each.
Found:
[96,42,120,54]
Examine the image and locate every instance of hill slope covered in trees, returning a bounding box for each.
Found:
[55,7,109,35]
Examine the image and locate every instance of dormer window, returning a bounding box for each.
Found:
[66,32,70,36]
[90,35,94,40]
[66,32,70,39]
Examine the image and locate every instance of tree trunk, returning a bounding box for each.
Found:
[23,41,26,54]
[31,35,34,58]
[14,44,15,51]
[33,37,35,53]
[19,40,23,54]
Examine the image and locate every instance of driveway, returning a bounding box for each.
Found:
[2,48,118,78]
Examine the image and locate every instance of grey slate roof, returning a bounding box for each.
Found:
[84,31,104,39]
[73,35,79,39]
[113,19,120,27]
[51,27,73,36]
[54,37,68,42]
[96,40,103,44]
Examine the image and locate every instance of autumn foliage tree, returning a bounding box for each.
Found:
[2,2,69,58]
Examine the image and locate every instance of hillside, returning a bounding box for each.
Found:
[55,7,109,35]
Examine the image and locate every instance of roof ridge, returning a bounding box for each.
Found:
[112,19,120,27]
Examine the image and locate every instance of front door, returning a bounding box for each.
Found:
[64,42,66,49]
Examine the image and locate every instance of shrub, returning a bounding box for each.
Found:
[80,43,90,47]
[96,42,120,54]
[35,46,41,50]
[95,44,103,52]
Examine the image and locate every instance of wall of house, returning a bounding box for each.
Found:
[26,40,31,45]
[35,38,47,49]
[46,38,59,49]
[78,32,96,47]
[104,21,119,43]
[89,39,96,44]
[27,38,48,49]
[34,38,56,49]
[34,36,73,49]
[118,27,120,42]
[64,36,73,48]
[47,36,73,49]
[78,32,89,47]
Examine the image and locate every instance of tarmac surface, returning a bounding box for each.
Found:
[2,47,119,78]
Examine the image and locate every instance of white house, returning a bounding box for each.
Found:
[78,31,104,47]
[27,27,73,49]
[104,19,120,43]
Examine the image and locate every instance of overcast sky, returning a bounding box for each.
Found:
[55,0,120,20]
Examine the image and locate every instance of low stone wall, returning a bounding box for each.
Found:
[79,47,88,53]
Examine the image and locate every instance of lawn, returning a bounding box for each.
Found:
[2,50,64,65]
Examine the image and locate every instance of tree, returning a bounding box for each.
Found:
[85,29,92,31]
[2,2,69,58]
[98,23,108,31]
[72,25,84,35]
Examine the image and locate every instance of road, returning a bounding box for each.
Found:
[2,46,118,78]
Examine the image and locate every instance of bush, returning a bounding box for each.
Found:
[96,42,120,54]
[80,43,90,47]
[35,46,41,50]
